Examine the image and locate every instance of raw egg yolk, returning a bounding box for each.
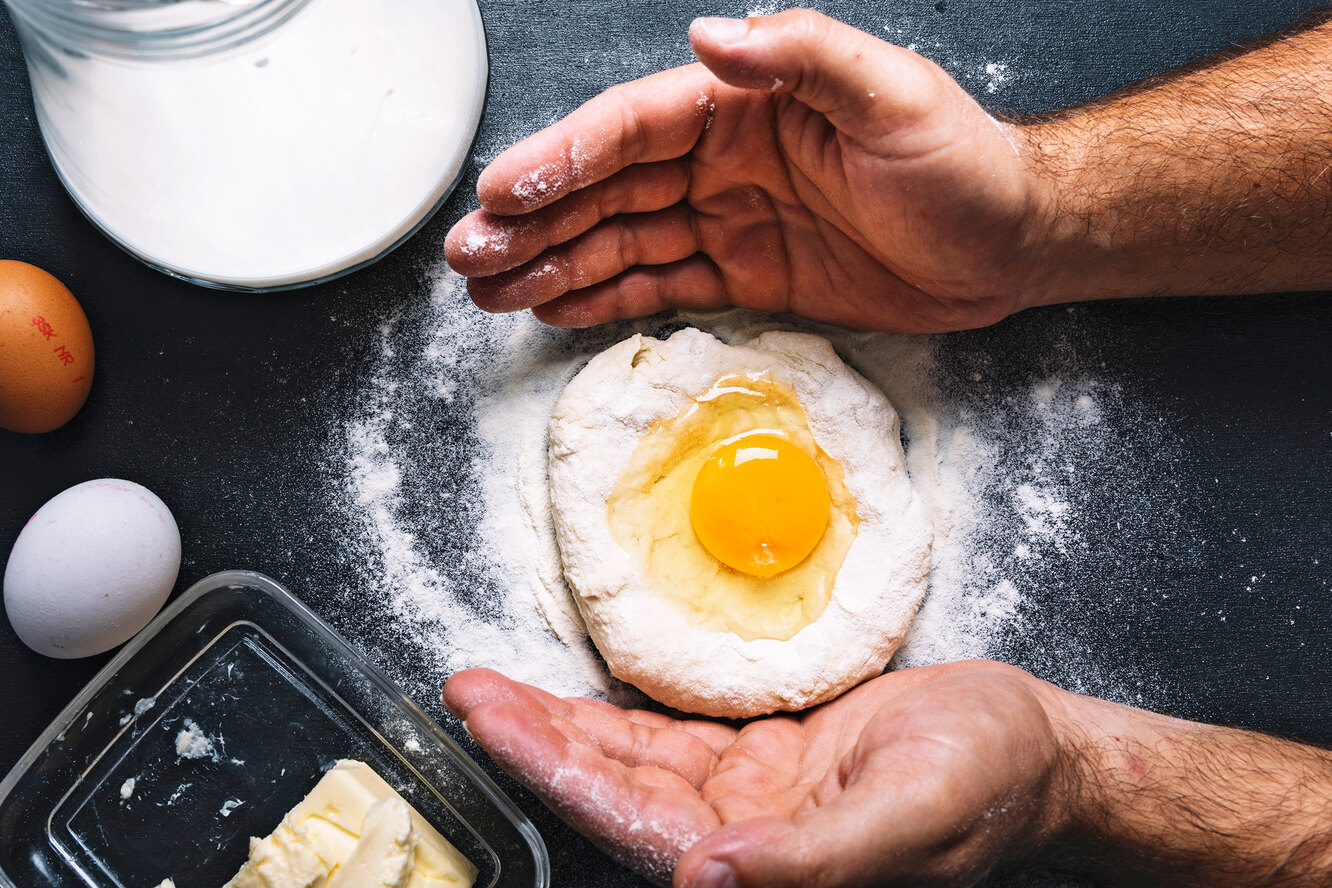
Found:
[690,432,831,578]
[607,372,860,641]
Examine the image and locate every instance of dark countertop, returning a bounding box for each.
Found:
[1,2,1330,886]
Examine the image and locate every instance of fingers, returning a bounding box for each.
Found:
[467,205,702,314]
[689,10,948,144]
[573,696,739,758]
[444,668,724,787]
[675,745,969,888]
[475,64,717,215]
[446,160,691,276]
[443,669,721,887]
[674,779,909,888]
[674,665,1060,888]
[465,696,716,887]
[550,697,723,790]
[532,257,730,327]
[695,717,812,825]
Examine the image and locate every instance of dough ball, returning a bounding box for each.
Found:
[548,328,932,718]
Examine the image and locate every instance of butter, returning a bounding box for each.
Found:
[327,800,414,888]
[224,759,477,888]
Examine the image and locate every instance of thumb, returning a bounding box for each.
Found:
[672,785,910,888]
[689,10,953,141]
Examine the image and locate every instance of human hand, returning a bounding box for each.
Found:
[442,660,1072,887]
[445,11,1052,333]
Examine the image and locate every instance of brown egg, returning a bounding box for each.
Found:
[0,261,95,433]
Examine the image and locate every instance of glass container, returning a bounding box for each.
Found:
[3,0,488,291]
[0,570,549,888]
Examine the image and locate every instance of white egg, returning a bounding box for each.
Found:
[4,479,181,658]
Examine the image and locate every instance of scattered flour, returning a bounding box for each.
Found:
[1014,483,1071,545]
[340,275,615,703]
[334,270,1171,713]
[984,61,1013,94]
[877,25,1020,100]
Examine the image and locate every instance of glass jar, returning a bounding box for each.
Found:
[4,0,488,291]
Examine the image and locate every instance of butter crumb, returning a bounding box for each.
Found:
[175,719,217,760]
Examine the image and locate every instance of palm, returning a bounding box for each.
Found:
[443,662,1060,887]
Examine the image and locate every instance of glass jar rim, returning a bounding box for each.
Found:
[4,0,313,60]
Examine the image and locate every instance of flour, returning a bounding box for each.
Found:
[13,0,486,287]
[1013,483,1071,545]
[340,277,616,704]
[334,269,1172,715]
[457,229,513,258]
[877,25,1021,102]
[984,62,1013,94]
[512,163,567,208]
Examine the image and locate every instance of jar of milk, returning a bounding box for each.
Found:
[3,0,488,291]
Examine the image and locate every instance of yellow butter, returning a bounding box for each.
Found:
[224,759,477,888]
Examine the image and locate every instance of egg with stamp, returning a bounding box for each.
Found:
[4,479,181,658]
[0,260,95,434]
[548,328,933,718]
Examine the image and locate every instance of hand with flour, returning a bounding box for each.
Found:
[445,661,1332,888]
[447,10,1332,332]
[445,661,1066,888]
[446,10,1036,333]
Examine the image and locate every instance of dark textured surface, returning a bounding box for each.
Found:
[0,2,1329,886]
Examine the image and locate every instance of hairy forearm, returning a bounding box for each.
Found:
[1016,13,1332,305]
[1041,689,1332,886]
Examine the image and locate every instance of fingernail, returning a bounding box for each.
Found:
[693,16,749,46]
[693,860,738,888]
